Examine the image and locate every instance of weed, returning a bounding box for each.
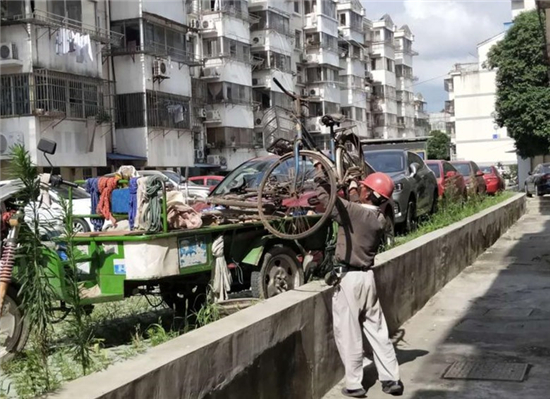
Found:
[145,321,178,346]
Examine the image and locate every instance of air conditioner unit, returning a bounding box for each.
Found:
[301,88,309,97]
[0,133,23,155]
[252,78,259,86]
[198,108,207,118]
[202,67,219,78]
[195,149,204,159]
[0,43,17,60]
[189,19,200,29]
[153,59,170,77]
[207,155,227,165]
[255,118,263,127]
[205,110,220,121]
[251,36,264,46]
[202,20,210,29]
[309,88,319,96]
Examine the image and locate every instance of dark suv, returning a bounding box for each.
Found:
[364,149,438,232]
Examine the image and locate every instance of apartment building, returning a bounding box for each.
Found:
[413,93,429,137]
[1,0,422,174]
[0,0,119,180]
[444,0,536,167]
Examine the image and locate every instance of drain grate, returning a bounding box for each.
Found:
[442,361,528,382]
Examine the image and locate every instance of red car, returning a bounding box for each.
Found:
[450,161,487,196]
[480,166,505,195]
[189,175,224,192]
[426,160,467,199]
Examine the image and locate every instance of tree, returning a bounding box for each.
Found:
[486,10,550,158]
[427,130,450,160]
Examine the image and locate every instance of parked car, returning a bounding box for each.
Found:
[364,150,438,232]
[136,170,211,200]
[425,160,467,200]
[450,161,487,196]
[188,175,224,192]
[524,163,550,197]
[480,165,505,195]
[0,179,93,233]
[197,155,397,247]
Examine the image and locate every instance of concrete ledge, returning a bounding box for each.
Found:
[52,193,526,399]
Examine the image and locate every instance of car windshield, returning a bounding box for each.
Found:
[540,165,550,174]
[453,163,472,176]
[427,164,440,178]
[212,157,316,196]
[53,186,90,199]
[364,152,405,174]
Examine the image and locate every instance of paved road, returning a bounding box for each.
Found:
[324,197,550,399]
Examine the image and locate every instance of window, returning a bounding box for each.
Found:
[111,20,141,51]
[443,162,455,175]
[428,163,441,178]
[207,83,251,105]
[206,127,255,149]
[341,107,351,118]
[321,0,335,18]
[50,0,82,24]
[295,30,302,49]
[386,58,394,72]
[222,37,251,63]
[146,91,190,129]
[33,70,107,120]
[339,13,347,26]
[203,38,219,58]
[269,52,291,70]
[294,0,300,13]
[0,0,25,19]
[354,107,364,122]
[144,20,189,62]
[0,74,31,117]
[323,102,339,115]
[116,93,146,128]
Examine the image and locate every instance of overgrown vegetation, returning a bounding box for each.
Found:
[486,10,550,158]
[392,191,514,248]
[427,130,451,160]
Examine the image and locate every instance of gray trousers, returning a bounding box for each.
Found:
[332,270,400,390]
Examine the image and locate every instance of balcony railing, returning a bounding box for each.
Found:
[6,10,123,46]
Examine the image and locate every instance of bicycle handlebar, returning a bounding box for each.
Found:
[273,77,298,100]
[49,174,79,188]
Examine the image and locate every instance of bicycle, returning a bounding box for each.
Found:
[256,78,367,240]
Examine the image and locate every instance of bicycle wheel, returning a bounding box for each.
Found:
[257,150,337,240]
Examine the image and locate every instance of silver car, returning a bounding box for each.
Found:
[136,170,210,201]
[364,150,438,232]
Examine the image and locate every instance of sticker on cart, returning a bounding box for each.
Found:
[178,236,207,268]
[77,262,90,274]
[113,259,126,275]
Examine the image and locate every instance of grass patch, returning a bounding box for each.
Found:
[392,191,515,248]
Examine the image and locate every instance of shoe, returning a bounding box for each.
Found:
[341,387,367,398]
[381,380,404,396]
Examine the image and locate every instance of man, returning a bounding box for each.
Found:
[316,167,403,398]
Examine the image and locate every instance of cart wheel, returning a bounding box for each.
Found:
[251,247,304,299]
[0,287,29,363]
[73,218,90,233]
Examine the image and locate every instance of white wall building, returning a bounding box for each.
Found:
[413,93,429,137]
[394,25,417,138]
[444,0,536,167]
[0,0,119,180]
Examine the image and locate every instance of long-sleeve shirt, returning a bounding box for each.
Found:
[315,171,383,269]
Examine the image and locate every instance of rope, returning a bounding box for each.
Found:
[143,175,164,233]
[212,236,231,302]
[128,177,139,230]
[97,177,120,226]
[84,178,102,232]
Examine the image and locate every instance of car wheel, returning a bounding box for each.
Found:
[252,246,303,299]
[525,184,532,198]
[72,218,91,233]
[405,200,417,233]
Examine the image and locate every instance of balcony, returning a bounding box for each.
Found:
[4,10,123,46]
[445,100,455,116]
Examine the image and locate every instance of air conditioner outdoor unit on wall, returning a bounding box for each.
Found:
[195,149,204,159]
[153,59,170,78]
[189,19,200,29]
[0,133,23,155]
[255,118,263,127]
[0,43,17,60]
[205,110,220,120]
[202,67,219,78]
[198,108,207,118]
[207,155,227,166]
[251,36,264,45]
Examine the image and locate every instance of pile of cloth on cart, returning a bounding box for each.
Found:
[84,166,202,233]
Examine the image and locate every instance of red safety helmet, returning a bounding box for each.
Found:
[360,172,394,200]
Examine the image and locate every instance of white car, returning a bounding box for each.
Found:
[0,179,93,233]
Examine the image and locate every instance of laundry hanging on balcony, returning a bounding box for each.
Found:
[56,28,93,63]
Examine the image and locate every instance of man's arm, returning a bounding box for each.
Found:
[314,164,351,225]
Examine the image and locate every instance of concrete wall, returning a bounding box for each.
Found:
[53,193,526,399]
